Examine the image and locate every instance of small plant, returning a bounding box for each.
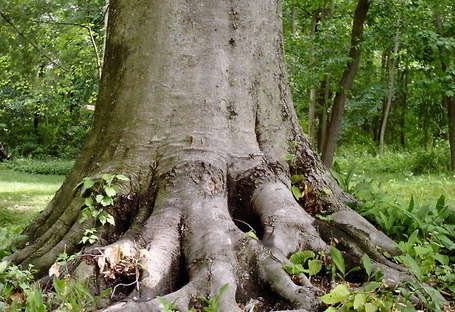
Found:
[283,250,323,276]
[75,173,129,244]
[202,284,229,312]
[158,297,178,312]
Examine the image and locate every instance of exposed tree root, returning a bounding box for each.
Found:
[7,153,413,312]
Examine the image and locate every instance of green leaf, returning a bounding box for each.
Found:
[246,230,258,240]
[104,186,117,197]
[361,254,373,277]
[290,250,315,264]
[102,174,115,184]
[320,284,350,304]
[364,302,378,312]
[363,281,381,292]
[324,307,338,312]
[330,247,345,275]
[308,259,322,276]
[291,186,303,200]
[353,293,366,310]
[283,264,306,275]
[0,261,8,274]
[290,175,305,184]
[100,196,114,207]
[105,213,115,225]
[95,194,104,203]
[84,197,94,207]
[82,177,95,193]
[115,174,130,181]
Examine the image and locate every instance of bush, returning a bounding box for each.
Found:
[411,149,450,175]
[4,158,74,175]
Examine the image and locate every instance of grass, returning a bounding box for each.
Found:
[334,151,455,208]
[0,168,64,230]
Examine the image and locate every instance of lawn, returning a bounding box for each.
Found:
[0,168,64,230]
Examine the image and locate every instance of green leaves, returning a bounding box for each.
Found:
[284,250,322,276]
[321,284,350,304]
[76,173,129,244]
[330,247,345,276]
[308,259,323,276]
[361,254,373,278]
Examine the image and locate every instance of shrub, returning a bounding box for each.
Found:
[4,158,73,175]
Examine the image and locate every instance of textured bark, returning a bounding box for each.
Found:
[9,1,406,311]
[321,0,370,167]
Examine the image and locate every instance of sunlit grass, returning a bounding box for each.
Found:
[0,169,64,229]
[335,150,455,208]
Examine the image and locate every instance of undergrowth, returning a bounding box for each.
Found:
[331,158,455,311]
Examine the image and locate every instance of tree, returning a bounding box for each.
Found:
[321,0,370,167]
[8,1,406,311]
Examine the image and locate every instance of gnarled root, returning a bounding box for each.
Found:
[11,155,409,312]
[92,159,409,311]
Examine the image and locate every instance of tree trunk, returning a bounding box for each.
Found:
[8,1,405,311]
[316,77,330,152]
[447,96,455,170]
[321,0,370,167]
[379,29,400,154]
[398,69,408,147]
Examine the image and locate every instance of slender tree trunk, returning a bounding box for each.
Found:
[308,11,322,143]
[399,69,408,147]
[321,0,370,167]
[447,96,455,170]
[317,77,330,152]
[291,1,297,35]
[379,29,400,154]
[8,2,405,311]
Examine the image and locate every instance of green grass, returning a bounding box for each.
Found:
[335,151,455,208]
[0,168,64,230]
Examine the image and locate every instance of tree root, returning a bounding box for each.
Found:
[11,156,411,311]
[80,160,407,311]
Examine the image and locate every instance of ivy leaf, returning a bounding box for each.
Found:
[80,177,95,194]
[104,186,117,197]
[84,197,94,208]
[102,174,115,185]
[95,194,104,203]
[115,174,129,181]
[320,284,350,304]
[105,213,115,225]
[101,196,114,207]
[330,247,345,275]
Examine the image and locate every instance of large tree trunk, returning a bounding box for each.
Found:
[321,0,370,167]
[8,1,405,311]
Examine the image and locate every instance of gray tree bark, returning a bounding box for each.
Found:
[8,1,406,311]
